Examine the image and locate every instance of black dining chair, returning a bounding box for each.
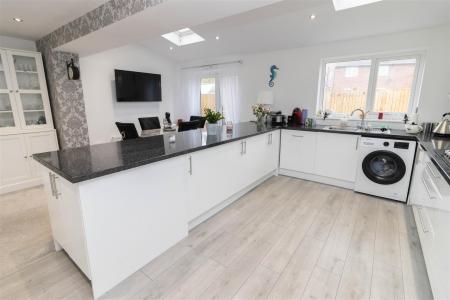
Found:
[189,116,207,128]
[178,120,201,132]
[138,117,161,130]
[115,122,139,140]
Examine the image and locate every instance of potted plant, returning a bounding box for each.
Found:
[204,108,225,135]
[252,104,271,124]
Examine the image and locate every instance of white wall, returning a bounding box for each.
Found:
[183,25,450,123]
[0,35,36,51]
[80,44,177,145]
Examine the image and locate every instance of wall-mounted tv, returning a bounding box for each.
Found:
[115,69,162,102]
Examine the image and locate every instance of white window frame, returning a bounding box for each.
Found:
[316,50,426,121]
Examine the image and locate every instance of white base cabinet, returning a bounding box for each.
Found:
[279,130,358,187]
[40,130,280,299]
[188,131,280,223]
[1,130,58,194]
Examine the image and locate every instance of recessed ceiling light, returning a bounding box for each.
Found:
[162,28,205,46]
[332,0,383,11]
[310,14,316,20]
[215,36,220,40]
[13,17,23,22]
[169,46,174,51]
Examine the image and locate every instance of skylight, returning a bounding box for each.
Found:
[161,28,205,46]
[332,0,382,11]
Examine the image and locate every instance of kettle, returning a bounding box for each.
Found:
[433,112,450,137]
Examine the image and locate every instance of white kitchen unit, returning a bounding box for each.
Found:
[0,48,57,194]
[279,129,358,189]
[38,130,280,298]
[188,131,279,226]
[409,145,450,299]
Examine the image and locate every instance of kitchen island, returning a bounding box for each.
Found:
[34,122,280,298]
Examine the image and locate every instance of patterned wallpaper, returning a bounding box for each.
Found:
[36,0,164,148]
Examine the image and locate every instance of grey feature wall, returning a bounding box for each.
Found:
[36,0,164,148]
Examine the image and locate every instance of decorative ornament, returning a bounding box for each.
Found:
[66,58,80,80]
[268,65,279,87]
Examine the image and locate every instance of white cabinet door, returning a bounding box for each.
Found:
[25,131,58,176]
[0,50,21,133]
[0,134,30,186]
[315,132,359,182]
[6,50,53,131]
[187,141,237,220]
[280,130,317,174]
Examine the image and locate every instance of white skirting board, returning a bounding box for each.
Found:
[188,170,277,230]
[0,178,43,195]
[278,168,355,190]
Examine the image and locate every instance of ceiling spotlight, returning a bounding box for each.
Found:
[169,46,174,51]
[215,36,220,40]
[13,17,23,22]
[310,14,316,20]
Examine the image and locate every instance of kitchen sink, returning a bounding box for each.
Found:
[322,126,391,134]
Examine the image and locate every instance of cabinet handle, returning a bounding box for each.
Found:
[188,156,192,175]
[244,141,247,154]
[356,136,360,150]
[53,175,61,199]
[292,135,304,138]
[48,173,55,197]
[426,162,440,178]
[417,207,430,233]
[240,141,244,155]
[9,90,13,93]
[421,176,436,200]
[268,133,271,145]
[24,155,28,159]
[15,90,19,93]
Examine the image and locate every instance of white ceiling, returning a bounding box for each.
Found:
[138,0,450,62]
[0,0,108,40]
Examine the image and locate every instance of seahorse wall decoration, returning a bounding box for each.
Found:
[268,65,279,87]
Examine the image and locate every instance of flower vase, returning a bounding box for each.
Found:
[207,122,219,135]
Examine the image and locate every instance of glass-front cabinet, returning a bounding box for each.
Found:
[0,49,53,133]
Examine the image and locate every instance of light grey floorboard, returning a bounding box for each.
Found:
[0,176,432,299]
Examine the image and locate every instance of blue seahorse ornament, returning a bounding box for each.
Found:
[268,65,279,87]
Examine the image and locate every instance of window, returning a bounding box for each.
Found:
[318,53,423,119]
[200,77,218,116]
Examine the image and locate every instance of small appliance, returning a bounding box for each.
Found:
[354,137,416,202]
[433,113,450,137]
[270,111,286,125]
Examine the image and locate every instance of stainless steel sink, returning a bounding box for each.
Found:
[322,126,391,134]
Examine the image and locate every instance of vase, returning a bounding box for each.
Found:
[206,122,220,135]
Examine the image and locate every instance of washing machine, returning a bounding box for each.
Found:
[354,137,417,202]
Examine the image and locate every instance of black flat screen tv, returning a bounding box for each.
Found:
[115,69,162,102]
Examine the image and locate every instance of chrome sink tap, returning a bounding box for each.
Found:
[351,109,368,130]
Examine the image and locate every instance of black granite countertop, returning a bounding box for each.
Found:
[34,122,449,184]
[416,133,450,184]
[33,122,279,183]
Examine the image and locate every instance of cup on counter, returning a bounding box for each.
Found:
[306,118,315,128]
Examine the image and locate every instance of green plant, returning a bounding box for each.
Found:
[204,108,224,124]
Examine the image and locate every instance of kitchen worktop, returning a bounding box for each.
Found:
[34,121,449,184]
[33,122,279,183]
[416,133,450,184]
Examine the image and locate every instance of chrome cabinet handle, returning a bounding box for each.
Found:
[426,162,440,178]
[188,156,192,175]
[240,141,244,155]
[292,135,304,138]
[268,133,272,145]
[53,175,61,199]
[48,173,55,197]
[417,207,430,233]
[421,176,436,200]
[244,141,247,154]
[356,136,360,150]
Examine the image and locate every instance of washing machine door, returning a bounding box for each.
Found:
[362,150,406,185]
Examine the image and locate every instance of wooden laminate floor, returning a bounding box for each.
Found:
[0,176,432,300]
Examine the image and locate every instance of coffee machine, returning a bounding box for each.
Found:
[270,111,286,126]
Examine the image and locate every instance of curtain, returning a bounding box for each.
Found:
[219,72,240,123]
[176,69,202,121]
